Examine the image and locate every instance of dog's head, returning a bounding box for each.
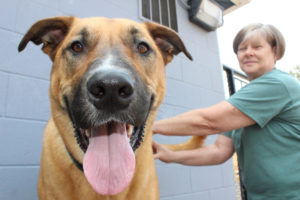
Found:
[19,16,192,195]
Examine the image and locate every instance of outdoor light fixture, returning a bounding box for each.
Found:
[188,0,224,31]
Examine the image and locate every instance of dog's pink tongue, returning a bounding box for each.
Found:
[83,123,135,195]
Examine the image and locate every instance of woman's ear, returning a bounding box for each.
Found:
[272,46,279,62]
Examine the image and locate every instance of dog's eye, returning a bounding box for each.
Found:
[71,41,84,53]
[137,42,150,55]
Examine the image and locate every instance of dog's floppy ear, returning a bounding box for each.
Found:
[18,16,74,60]
[143,22,192,64]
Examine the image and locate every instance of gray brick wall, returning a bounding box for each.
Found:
[0,0,236,199]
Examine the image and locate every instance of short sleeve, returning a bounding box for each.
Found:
[227,76,291,128]
[222,131,233,138]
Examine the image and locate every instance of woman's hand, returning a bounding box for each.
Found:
[152,141,175,163]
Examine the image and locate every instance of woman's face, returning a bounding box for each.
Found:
[237,34,277,80]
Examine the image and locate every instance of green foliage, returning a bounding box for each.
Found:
[289,65,300,81]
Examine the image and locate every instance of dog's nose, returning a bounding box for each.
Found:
[87,70,134,110]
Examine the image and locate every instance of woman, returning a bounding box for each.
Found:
[152,23,300,199]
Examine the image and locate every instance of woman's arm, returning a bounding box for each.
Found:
[152,100,255,136]
[153,134,234,165]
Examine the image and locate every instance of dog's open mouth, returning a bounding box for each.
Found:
[75,121,145,154]
[64,96,151,195]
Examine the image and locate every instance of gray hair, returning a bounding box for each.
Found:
[233,23,285,60]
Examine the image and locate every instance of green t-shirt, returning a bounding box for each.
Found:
[223,69,300,200]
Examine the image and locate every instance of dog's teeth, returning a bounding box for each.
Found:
[127,125,133,138]
[85,129,91,137]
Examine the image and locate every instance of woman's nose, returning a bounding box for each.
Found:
[245,47,254,55]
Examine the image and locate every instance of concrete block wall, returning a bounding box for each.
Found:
[0,0,236,199]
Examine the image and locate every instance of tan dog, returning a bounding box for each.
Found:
[18,16,204,200]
